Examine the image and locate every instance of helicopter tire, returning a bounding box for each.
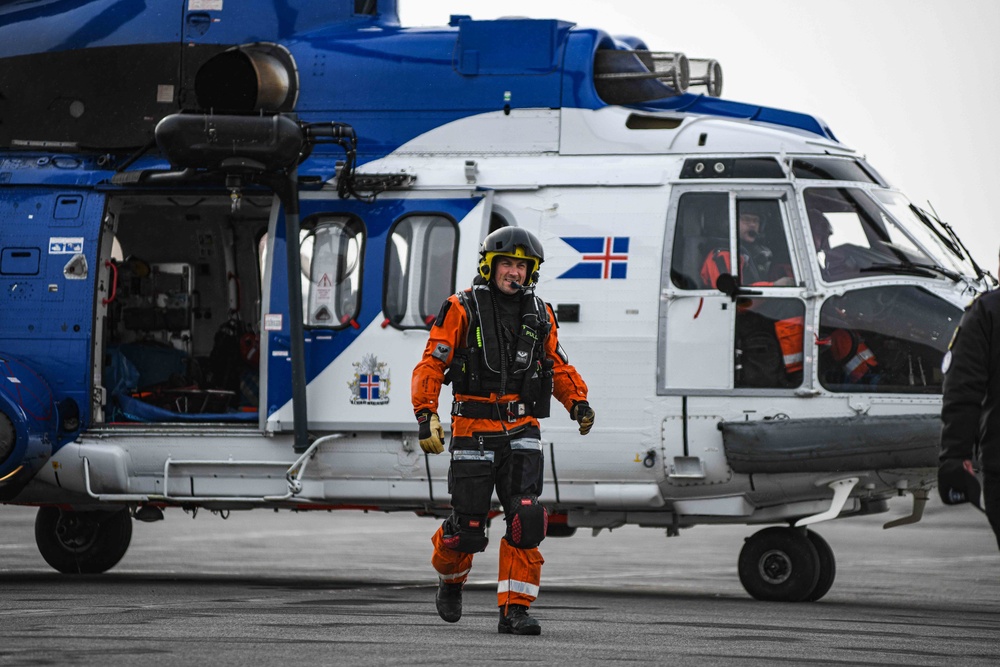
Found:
[34,507,133,574]
[738,526,820,602]
[803,530,836,601]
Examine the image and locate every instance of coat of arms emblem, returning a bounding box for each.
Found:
[349,354,390,405]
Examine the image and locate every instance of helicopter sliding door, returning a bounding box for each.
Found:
[660,186,804,394]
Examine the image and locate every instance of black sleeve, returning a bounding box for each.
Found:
[940,298,992,461]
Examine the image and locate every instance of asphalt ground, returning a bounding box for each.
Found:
[0,497,997,666]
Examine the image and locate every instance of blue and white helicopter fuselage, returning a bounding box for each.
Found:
[0,0,986,601]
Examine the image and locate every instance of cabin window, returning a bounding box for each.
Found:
[804,188,939,283]
[671,193,796,290]
[384,215,457,329]
[489,211,509,234]
[300,216,365,328]
[817,286,960,393]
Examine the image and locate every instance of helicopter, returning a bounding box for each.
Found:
[0,0,989,602]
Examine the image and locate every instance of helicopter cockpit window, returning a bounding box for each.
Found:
[817,286,961,393]
[792,158,884,185]
[871,190,971,279]
[384,215,457,329]
[731,199,803,389]
[733,199,795,287]
[735,296,804,389]
[804,188,940,283]
[671,192,728,290]
[671,194,796,289]
[299,216,365,328]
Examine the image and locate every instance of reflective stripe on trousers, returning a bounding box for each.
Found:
[497,578,540,598]
[439,568,471,583]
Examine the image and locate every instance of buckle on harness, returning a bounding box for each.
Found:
[505,401,526,423]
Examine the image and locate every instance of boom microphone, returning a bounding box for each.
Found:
[510,272,540,291]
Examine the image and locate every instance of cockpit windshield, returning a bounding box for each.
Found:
[870,190,975,279]
[803,187,961,283]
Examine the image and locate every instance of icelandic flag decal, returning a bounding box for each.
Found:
[557,237,629,279]
[358,374,380,401]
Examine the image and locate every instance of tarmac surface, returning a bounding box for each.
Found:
[1,498,997,666]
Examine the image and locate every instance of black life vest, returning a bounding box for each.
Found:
[448,284,554,414]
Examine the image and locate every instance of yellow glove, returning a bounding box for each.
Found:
[571,401,595,436]
[417,411,445,454]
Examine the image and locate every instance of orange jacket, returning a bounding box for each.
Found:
[700,248,747,289]
[826,328,878,382]
[774,316,805,374]
[412,290,588,438]
[700,248,790,289]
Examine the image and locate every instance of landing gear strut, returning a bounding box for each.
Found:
[738,526,836,602]
[34,507,133,574]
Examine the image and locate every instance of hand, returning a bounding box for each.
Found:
[938,458,982,508]
[416,410,445,454]
[570,401,595,436]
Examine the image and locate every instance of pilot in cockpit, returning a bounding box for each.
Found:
[700,206,794,289]
[808,207,859,282]
[809,207,833,274]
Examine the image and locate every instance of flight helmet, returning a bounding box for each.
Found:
[478,227,545,286]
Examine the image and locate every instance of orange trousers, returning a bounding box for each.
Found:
[432,525,544,609]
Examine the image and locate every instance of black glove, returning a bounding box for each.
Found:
[570,400,595,436]
[938,458,982,508]
[416,409,444,454]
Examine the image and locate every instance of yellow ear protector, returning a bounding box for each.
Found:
[478,246,540,285]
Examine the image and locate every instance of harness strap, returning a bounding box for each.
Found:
[451,400,533,422]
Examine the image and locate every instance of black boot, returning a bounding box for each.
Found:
[435,581,463,623]
[498,604,541,635]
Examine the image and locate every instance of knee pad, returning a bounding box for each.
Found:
[441,514,489,554]
[506,496,547,549]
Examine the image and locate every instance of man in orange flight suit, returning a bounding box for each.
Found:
[411,227,594,636]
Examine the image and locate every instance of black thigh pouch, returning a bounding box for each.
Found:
[448,449,496,517]
[506,436,544,498]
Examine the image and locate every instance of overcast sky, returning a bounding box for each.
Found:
[401,1,1000,271]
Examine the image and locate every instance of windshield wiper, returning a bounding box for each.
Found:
[919,203,991,284]
[910,204,963,257]
[858,262,946,278]
[907,262,963,281]
[861,261,963,281]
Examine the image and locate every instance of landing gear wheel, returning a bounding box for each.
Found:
[738,526,820,602]
[34,507,133,574]
[804,530,836,602]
